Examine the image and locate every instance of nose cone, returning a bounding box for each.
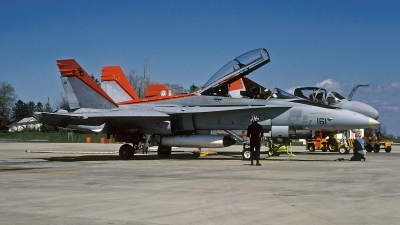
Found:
[332,109,381,130]
[341,101,379,120]
[368,118,380,127]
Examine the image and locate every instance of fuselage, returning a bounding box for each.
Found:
[97,94,378,135]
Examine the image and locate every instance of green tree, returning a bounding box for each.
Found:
[0,81,17,129]
[27,101,35,116]
[36,102,44,112]
[12,100,32,122]
[188,84,201,93]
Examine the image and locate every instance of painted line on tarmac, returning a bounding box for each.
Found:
[46,170,79,174]
[26,150,118,154]
[0,159,48,163]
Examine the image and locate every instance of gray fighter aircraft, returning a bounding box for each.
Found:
[40,48,380,159]
[293,85,378,119]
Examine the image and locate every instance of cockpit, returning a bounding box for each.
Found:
[293,87,350,106]
[200,48,270,96]
[198,47,301,101]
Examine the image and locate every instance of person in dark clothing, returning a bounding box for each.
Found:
[350,132,366,161]
[247,115,264,166]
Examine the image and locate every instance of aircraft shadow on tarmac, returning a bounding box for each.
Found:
[41,151,337,162]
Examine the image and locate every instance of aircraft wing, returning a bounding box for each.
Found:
[39,109,170,128]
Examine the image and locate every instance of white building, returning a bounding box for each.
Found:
[8,117,41,132]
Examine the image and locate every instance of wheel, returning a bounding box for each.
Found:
[373,144,380,153]
[268,150,275,157]
[327,138,338,152]
[158,146,172,158]
[242,143,251,159]
[242,149,252,159]
[119,144,134,159]
[322,143,327,152]
[365,144,373,152]
[385,146,391,153]
[308,144,315,152]
[339,146,349,154]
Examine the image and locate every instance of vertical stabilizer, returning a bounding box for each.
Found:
[101,66,139,102]
[57,59,118,109]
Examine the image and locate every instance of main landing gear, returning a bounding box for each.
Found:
[119,144,134,159]
[118,144,172,159]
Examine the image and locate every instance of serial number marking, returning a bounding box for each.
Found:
[309,118,330,125]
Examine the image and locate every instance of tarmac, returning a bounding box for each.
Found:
[0,142,399,225]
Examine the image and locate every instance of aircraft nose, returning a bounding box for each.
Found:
[368,118,380,127]
[351,102,379,120]
[369,108,379,120]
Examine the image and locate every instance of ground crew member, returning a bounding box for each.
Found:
[350,132,366,161]
[247,115,264,166]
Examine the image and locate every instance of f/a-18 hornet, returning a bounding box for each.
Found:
[40,48,380,159]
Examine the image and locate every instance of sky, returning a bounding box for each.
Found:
[1,0,399,135]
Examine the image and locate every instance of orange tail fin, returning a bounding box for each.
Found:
[101,66,139,102]
[57,59,118,109]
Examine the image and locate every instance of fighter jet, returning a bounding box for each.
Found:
[293,85,379,119]
[40,48,380,159]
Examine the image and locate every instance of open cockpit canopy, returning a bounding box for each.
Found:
[200,48,270,96]
[272,88,298,99]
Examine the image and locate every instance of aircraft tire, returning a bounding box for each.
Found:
[242,144,251,159]
[119,144,134,159]
[242,150,252,160]
[158,146,172,158]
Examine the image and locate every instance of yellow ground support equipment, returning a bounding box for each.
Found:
[365,134,392,153]
[306,131,338,152]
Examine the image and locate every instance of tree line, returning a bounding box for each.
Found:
[0,81,58,132]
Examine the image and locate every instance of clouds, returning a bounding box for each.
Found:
[286,78,344,94]
[315,79,343,93]
[370,81,400,94]
[367,100,400,114]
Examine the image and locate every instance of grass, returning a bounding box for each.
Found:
[0,131,111,143]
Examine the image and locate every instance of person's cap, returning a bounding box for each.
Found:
[250,115,259,122]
